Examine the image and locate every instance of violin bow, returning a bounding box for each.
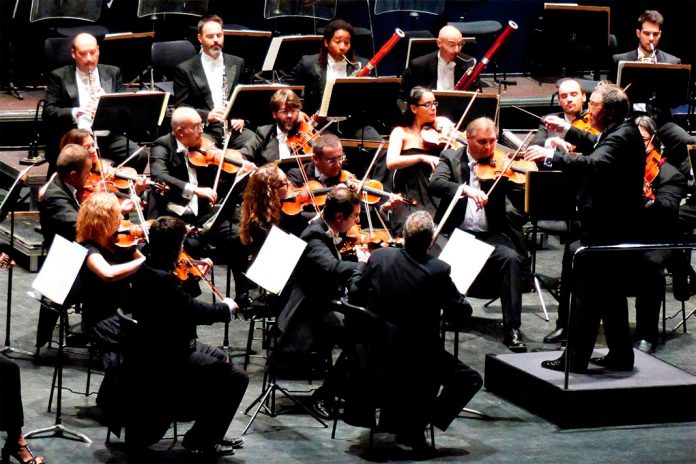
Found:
[357,140,386,193]
[212,132,233,195]
[444,90,479,151]
[374,206,395,242]
[484,131,534,201]
[433,183,467,242]
[127,181,149,243]
[180,252,225,300]
[292,150,323,217]
[108,145,147,175]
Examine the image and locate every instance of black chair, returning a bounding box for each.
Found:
[150,40,196,96]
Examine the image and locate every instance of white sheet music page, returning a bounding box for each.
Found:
[438,229,494,295]
[262,37,283,72]
[246,226,306,294]
[31,235,87,305]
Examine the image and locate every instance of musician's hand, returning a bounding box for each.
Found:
[238,160,256,176]
[546,137,575,153]
[134,177,149,195]
[462,185,488,209]
[223,297,239,316]
[208,108,226,123]
[420,154,440,170]
[229,118,245,132]
[195,187,218,204]
[298,111,311,123]
[73,106,91,118]
[119,198,136,214]
[354,245,370,263]
[196,258,213,275]
[543,115,570,133]
[524,145,553,162]
[382,195,409,212]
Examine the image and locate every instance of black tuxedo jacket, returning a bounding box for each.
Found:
[149,133,217,218]
[38,175,80,247]
[399,51,477,99]
[553,121,645,244]
[174,52,246,121]
[610,49,681,83]
[529,112,567,147]
[288,53,367,115]
[277,219,365,353]
[242,124,280,165]
[428,147,511,237]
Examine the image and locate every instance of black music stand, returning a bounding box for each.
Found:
[93,91,169,144]
[617,62,692,108]
[224,29,273,78]
[261,35,323,81]
[318,77,401,131]
[137,0,207,17]
[224,84,304,129]
[1,166,34,358]
[432,90,500,129]
[30,0,101,22]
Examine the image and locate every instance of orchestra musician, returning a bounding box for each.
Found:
[75,192,145,363]
[288,19,381,141]
[399,25,477,100]
[42,33,146,173]
[122,216,248,457]
[529,78,588,152]
[386,86,441,233]
[241,88,304,165]
[0,356,47,464]
[348,210,482,452]
[174,14,255,149]
[525,84,645,372]
[274,185,368,420]
[429,117,528,352]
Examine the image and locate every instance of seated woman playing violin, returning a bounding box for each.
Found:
[75,192,146,365]
[429,117,528,353]
[386,86,442,233]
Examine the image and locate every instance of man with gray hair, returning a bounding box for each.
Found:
[349,210,481,452]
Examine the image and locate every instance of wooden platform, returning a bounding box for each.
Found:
[485,349,696,428]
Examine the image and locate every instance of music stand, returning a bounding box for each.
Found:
[224,29,273,77]
[374,0,445,15]
[264,0,336,20]
[137,0,207,17]
[93,91,169,144]
[261,35,323,81]
[224,84,304,129]
[318,77,402,127]
[617,62,692,108]
[0,166,34,358]
[29,0,101,22]
[432,90,500,129]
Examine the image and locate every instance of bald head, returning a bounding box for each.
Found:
[557,79,586,117]
[171,107,203,147]
[72,33,99,74]
[437,25,464,63]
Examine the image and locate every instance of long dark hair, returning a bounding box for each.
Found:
[240,164,286,245]
[318,19,356,67]
[399,86,431,127]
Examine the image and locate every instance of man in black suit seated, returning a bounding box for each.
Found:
[288,19,380,141]
[399,25,477,101]
[275,185,368,419]
[174,14,254,149]
[348,210,482,452]
[43,33,146,173]
[241,88,304,165]
[429,117,528,353]
[123,216,248,457]
[529,78,588,152]
[526,84,645,372]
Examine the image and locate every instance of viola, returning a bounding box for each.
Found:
[188,136,245,174]
[572,111,600,136]
[113,220,151,248]
[421,116,467,149]
[474,149,538,185]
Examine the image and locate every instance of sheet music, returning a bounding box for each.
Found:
[246,226,306,294]
[224,84,294,120]
[438,229,494,295]
[31,235,87,305]
[262,36,285,72]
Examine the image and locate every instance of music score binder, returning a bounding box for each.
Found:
[617,62,691,107]
[261,35,322,73]
[224,84,304,128]
[432,90,500,129]
[92,91,169,142]
[318,77,401,123]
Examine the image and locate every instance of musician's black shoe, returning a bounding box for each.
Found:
[395,430,432,454]
[540,356,586,373]
[543,327,566,344]
[504,328,527,353]
[219,436,244,449]
[589,355,634,371]
[311,389,334,420]
[182,441,234,458]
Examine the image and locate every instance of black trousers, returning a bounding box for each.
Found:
[0,356,23,436]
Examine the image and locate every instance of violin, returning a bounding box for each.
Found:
[644,147,665,202]
[188,136,246,174]
[113,220,151,248]
[282,180,331,215]
[474,148,538,184]
[421,116,467,149]
[340,171,415,206]
[174,250,226,300]
[286,121,317,156]
[572,111,600,136]
[343,225,403,252]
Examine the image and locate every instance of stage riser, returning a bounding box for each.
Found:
[484,353,696,429]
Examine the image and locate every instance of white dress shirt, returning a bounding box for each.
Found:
[276,126,292,160]
[462,153,488,233]
[167,139,199,217]
[73,68,102,127]
[436,52,456,91]
[326,55,348,82]
[201,52,225,109]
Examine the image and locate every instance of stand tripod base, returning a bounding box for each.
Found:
[242,382,327,435]
[19,156,46,166]
[24,424,92,444]
[1,345,35,358]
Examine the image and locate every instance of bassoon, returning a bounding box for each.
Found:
[353,28,405,77]
[455,20,518,90]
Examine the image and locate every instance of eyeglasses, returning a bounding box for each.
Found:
[416,101,438,109]
[320,155,346,165]
[277,109,300,117]
[445,40,464,48]
[186,122,204,131]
